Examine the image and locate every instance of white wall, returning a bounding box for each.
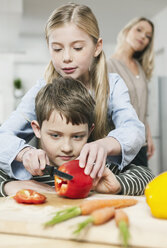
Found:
[0,35,49,123]
[147,6,167,175]
[14,35,49,92]
[153,7,167,71]
[103,43,115,60]
[0,54,15,123]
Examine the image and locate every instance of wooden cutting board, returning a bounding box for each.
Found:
[0,193,167,248]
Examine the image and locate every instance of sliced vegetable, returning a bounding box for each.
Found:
[55,160,93,199]
[13,189,46,204]
[115,210,130,248]
[73,207,115,234]
[145,171,167,219]
[44,198,137,227]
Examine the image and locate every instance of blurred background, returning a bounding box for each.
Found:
[0,0,167,175]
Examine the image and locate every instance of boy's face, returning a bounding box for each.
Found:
[32,110,92,167]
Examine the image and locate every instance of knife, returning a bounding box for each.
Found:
[43,164,73,181]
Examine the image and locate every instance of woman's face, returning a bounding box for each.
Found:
[126,20,153,52]
[48,23,102,85]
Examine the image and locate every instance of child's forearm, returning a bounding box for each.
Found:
[15,147,33,162]
[4,180,55,196]
[115,165,154,195]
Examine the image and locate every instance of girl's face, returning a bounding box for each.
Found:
[126,20,153,52]
[48,23,102,85]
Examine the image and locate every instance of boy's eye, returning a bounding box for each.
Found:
[73,135,84,140]
[51,134,59,138]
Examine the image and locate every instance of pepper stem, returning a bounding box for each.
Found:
[73,216,94,234]
[44,206,81,227]
[118,221,130,248]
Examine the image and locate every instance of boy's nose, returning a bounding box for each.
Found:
[61,139,73,153]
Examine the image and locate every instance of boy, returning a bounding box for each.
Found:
[1,77,154,196]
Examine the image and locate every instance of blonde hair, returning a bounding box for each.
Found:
[115,17,154,80]
[44,3,109,139]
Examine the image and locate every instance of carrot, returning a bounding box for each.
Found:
[44,198,137,227]
[115,210,130,248]
[73,207,115,234]
[81,198,137,215]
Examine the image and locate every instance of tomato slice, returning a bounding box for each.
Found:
[13,189,46,204]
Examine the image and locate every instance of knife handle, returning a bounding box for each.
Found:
[43,165,54,177]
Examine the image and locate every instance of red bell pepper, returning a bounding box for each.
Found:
[13,189,46,204]
[54,160,93,199]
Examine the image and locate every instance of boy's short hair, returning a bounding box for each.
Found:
[35,77,95,129]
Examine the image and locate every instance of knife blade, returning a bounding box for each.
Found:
[43,164,73,181]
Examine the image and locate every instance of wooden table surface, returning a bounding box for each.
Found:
[0,233,125,248]
[0,193,166,248]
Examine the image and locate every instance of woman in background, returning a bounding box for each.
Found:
[107,17,155,166]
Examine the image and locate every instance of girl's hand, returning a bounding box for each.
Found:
[92,167,121,194]
[79,141,107,179]
[21,148,50,176]
[79,137,121,179]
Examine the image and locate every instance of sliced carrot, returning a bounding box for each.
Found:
[115,210,130,248]
[73,207,115,234]
[44,198,137,227]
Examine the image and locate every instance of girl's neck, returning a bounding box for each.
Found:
[78,72,91,90]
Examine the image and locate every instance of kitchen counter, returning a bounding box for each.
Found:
[0,193,167,248]
[0,233,123,248]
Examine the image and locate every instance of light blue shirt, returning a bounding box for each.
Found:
[0,73,145,180]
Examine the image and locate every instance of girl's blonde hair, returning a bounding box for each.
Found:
[44,3,109,140]
[115,17,154,80]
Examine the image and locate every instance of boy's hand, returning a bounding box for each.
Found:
[92,167,121,194]
[21,148,50,176]
[4,180,55,196]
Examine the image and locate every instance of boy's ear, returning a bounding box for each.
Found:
[94,38,103,57]
[88,123,95,137]
[31,120,41,139]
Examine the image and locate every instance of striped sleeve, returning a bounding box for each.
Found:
[0,169,13,197]
[107,163,154,196]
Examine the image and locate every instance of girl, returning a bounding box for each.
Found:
[0,3,144,182]
[107,17,155,166]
